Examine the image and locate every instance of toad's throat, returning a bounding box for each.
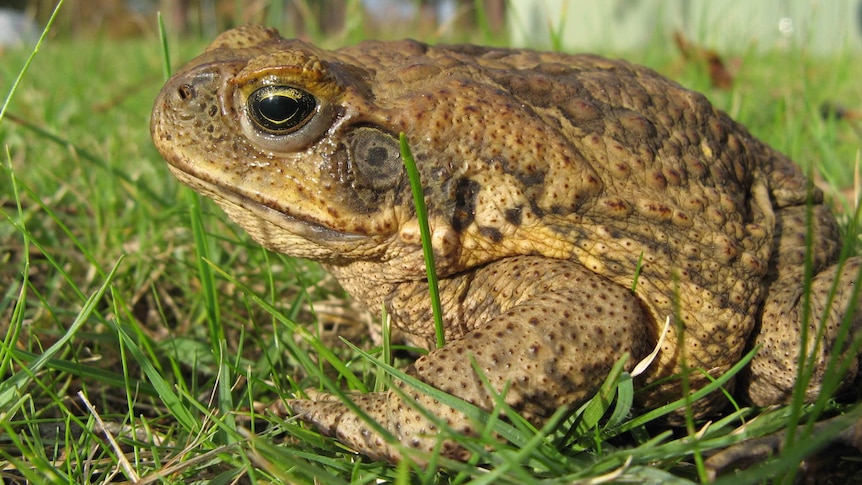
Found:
[166,163,366,243]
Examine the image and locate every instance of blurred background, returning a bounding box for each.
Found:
[2,0,862,54]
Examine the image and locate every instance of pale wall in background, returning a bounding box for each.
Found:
[509,0,862,54]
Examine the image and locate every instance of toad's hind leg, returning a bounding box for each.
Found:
[289,258,652,463]
[745,205,862,406]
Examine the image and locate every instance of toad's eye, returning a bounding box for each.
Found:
[247,86,316,135]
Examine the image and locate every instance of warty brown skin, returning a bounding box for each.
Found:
[150,25,862,462]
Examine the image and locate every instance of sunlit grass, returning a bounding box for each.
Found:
[1,1,861,483]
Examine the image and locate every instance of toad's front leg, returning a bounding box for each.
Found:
[289,257,652,462]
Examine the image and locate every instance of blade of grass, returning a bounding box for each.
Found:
[3,161,114,289]
[376,307,392,393]
[711,404,862,485]
[605,372,635,430]
[630,252,644,292]
[0,257,123,411]
[205,259,366,392]
[6,348,156,396]
[157,11,172,80]
[0,148,29,386]
[0,0,64,126]
[610,347,756,437]
[2,113,171,208]
[113,318,200,432]
[205,263,403,455]
[187,191,237,443]
[572,354,631,437]
[243,430,353,485]
[344,339,540,451]
[400,133,445,349]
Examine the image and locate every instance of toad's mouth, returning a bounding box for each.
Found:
[166,164,367,243]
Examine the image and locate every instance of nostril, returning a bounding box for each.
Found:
[177,84,195,100]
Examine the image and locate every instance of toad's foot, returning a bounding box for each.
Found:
[288,386,475,463]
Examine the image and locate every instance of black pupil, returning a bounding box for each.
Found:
[250,87,315,133]
[259,94,300,124]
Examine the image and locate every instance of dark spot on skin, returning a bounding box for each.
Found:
[505,207,523,226]
[529,200,545,218]
[516,169,546,188]
[479,226,504,242]
[452,178,481,231]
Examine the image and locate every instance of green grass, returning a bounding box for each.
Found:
[2,2,862,484]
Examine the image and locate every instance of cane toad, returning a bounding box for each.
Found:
[150,25,862,462]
